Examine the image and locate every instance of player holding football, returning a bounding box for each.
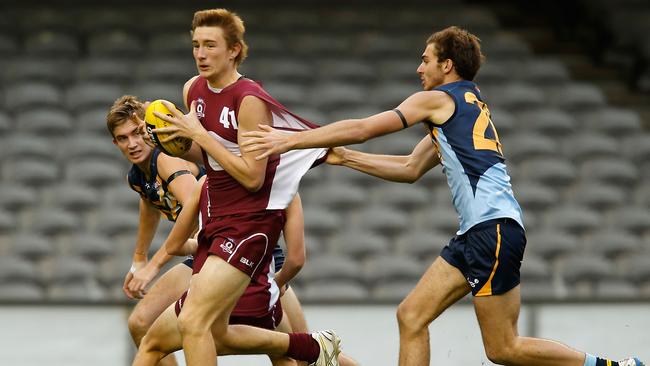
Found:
[150,8,341,366]
[241,26,645,366]
[111,95,347,366]
[133,176,299,366]
[107,95,205,366]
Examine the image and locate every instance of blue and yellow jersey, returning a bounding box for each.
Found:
[127,148,205,221]
[426,80,523,234]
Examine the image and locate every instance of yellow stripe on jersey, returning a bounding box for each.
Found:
[476,223,502,297]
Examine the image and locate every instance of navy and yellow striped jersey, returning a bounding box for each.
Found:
[426,80,524,234]
[127,148,205,221]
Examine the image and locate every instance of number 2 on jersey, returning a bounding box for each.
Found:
[464,92,502,155]
[219,107,238,129]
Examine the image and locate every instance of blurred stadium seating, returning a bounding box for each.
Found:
[0,1,648,304]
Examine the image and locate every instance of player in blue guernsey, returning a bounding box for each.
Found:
[243,26,643,366]
[127,147,203,222]
[108,95,205,366]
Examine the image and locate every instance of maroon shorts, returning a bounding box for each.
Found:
[174,290,283,330]
[194,210,286,278]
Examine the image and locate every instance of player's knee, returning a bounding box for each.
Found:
[210,321,228,339]
[396,299,426,332]
[484,342,515,365]
[136,334,168,364]
[177,311,202,338]
[485,349,507,365]
[128,311,151,341]
[139,333,160,353]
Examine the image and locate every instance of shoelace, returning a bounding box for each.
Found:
[318,335,338,366]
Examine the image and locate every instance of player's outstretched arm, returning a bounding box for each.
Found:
[274,193,306,292]
[241,110,404,160]
[326,135,440,183]
[241,90,453,160]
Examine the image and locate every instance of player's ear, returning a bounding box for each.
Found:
[229,42,242,61]
[442,58,454,74]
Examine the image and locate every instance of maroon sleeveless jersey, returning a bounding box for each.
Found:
[187,76,326,217]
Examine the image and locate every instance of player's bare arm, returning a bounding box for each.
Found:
[327,135,441,183]
[274,193,306,292]
[396,90,455,126]
[191,94,272,191]
[157,155,200,206]
[241,90,453,160]
[124,198,161,299]
[164,176,205,256]
[229,95,273,190]
[128,155,200,295]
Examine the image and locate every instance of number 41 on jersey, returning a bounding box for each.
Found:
[219,107,238,129]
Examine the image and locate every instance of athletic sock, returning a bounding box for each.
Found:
[585,353,620,366]
[286,332,320,364]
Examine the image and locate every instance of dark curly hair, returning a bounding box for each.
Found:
[427,26,485,81]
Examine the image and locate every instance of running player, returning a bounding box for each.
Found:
[150,9,340,366]
[134,176,296,366]
[107,95,204,366]
[133,176,358,366]
[241,26,644,366]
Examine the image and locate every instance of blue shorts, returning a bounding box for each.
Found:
[440,218,526,297]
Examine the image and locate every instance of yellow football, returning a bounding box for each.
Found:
[144,100,192,157]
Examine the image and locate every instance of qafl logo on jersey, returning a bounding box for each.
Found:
[195,98,206,118]
[220,239,235,254]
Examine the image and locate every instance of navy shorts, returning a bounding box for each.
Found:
[440,218,526,297]
[272,245,285,273]
[182,256,194,268]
